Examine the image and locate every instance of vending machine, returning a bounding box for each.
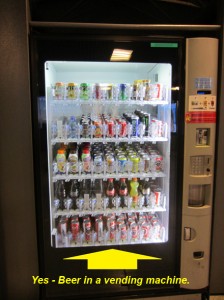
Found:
[30,31,218,299]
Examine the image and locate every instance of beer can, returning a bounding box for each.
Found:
[83,219,92,242]
[71,216,80,240]
[141,221,151,240]
[130,223,139,240]
[108,218,116,241]
[120,224,127,241]
[95,218,104,242]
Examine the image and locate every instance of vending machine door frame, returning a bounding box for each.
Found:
[30,31,185,299]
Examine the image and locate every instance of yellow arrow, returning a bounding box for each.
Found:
[64,249,161,270]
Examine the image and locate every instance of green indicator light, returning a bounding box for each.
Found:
[150,42,178,48]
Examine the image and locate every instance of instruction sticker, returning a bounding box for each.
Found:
[188,95,216,112]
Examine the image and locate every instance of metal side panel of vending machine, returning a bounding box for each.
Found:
[180,38,218,290]
[30,32,184,300]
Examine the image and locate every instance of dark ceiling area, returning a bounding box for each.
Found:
[29,0,221,25]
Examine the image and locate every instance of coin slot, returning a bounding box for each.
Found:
[193,251,204,259]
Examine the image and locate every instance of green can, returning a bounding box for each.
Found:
[80,83,89,100]
[130,155,140,173]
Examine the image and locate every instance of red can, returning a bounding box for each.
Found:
[118,119,127,137]
[120,224,127,241]
[71,216,80,241]
[109,218,116,241]
[131,223,139,240]
[141,221,151,240]
[83,219,92,242]
[107,120,115,137]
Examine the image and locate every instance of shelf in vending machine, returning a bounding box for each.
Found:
[54,236,165,248]
[50,99,169,107]
[51,137,168,145]
[52,172,166,182]
[53,207,166,219]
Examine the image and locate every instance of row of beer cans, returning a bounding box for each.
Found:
[56,212,164,246]
[52,81,165,101]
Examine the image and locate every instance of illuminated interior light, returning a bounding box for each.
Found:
[110,49,133,61]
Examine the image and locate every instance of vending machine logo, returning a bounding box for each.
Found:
[64,249,161,270]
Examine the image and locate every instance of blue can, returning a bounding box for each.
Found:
[131,116,139,137]
[119,83,128,100]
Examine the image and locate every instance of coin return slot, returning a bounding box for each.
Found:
[193,251,204,259]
